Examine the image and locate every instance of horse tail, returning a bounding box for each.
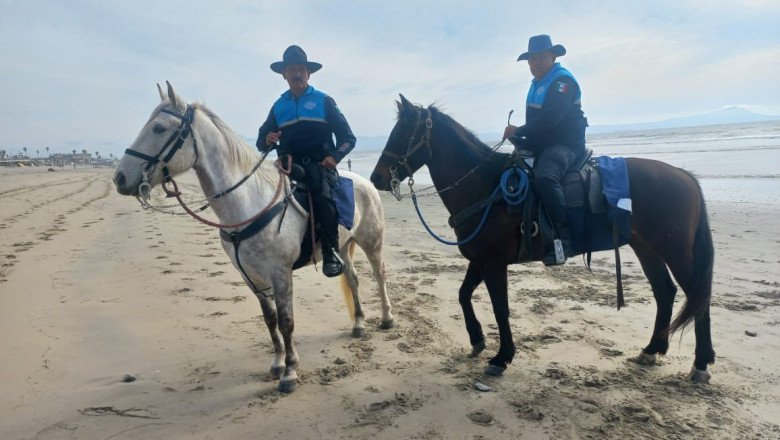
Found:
[668,173,714,335]
[339,241,357,321]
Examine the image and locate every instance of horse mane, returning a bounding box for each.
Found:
[192,103,278,182]
[426,105,510,168]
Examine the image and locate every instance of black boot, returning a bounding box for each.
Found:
[322,246,345,277]
[543,223,573,266]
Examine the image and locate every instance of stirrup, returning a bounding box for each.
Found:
[543,238,568,266]
[322,249,344,277]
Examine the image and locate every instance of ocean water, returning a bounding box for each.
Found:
[346,120,780,207]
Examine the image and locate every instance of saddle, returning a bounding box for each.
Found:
[514,148,632,263]
[286,170,356,270]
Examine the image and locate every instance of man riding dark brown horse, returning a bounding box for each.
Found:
[503,34,589,266]
[256,45,356,277]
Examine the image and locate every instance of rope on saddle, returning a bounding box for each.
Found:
[415,167,528,246]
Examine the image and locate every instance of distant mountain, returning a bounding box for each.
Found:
[588,106,780,134]
[237,106,779,152]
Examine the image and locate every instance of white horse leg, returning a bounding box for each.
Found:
[341,242,366,337]
[255,293,285,378]
[272,271,299,393]
[364,241,394,329]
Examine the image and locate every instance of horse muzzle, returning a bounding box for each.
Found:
[370,168,391,191]
[113,170,139,196]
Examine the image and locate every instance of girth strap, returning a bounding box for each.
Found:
[219,200,286,245]
[219,200,287,299]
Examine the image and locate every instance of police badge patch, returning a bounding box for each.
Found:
[303,100,316,110]
[557,82,568,93]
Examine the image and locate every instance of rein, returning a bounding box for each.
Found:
[129,104,288,229]
[386,107,528,246]
[386,108,513,201]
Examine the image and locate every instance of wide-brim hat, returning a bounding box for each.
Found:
[270,45,322,74]
[517,34,566,61]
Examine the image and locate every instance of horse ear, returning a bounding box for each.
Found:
[165,80,179,107]
[399,94,413,110]
[156,83,165,101]
[398,94,418,122]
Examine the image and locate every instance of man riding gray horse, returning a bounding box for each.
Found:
[503,34,589,266]
[257,45,356,277]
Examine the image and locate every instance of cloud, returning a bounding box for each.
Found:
[0,0,778,156]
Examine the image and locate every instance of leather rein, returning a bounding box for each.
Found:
[125,104,289,229]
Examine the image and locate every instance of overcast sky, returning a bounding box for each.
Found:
[1,0,778,155]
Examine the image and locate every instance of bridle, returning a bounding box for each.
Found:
[124,105,199,198]
[381,107,433,195]
[124,104,285,229]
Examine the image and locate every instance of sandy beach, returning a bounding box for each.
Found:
[1,166,778,439]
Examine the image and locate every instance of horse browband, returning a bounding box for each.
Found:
[124,106,199,182]
[381,108,433,177]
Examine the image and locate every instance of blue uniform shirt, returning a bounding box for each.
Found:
[515,63,588,154]
[257,85,356,163]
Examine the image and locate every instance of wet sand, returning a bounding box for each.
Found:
[1,167,778,439]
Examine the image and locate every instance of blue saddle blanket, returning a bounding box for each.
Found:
[565,156,631,253]
[596,156,632,240]
[332,176,355,230]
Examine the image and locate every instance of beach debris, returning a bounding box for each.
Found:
[745,330,758,337]
[334,357,347,365]
[474,382,492,392]
[79,406,158,419]
[121,374,136,383]
[468,410,494,425]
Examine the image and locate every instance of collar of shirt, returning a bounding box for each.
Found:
[282,85,316,100]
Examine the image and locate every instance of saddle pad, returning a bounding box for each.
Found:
[595,156,632,241]
[291,175,355,230]
[332,176,355,230]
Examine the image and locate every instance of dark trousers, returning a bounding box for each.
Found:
[533,145,580,234]
[301,161,340,251]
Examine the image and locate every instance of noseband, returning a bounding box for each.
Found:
[124,105,199,194]
[381,108,433,188]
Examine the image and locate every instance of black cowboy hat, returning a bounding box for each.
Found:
[517,34,566,61]
[270,45,322,74]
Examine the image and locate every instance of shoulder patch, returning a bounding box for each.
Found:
[556,82,568,93]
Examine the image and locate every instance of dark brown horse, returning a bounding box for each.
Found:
[370,95,715,382]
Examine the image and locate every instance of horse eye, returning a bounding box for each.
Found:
[152,124,166,134]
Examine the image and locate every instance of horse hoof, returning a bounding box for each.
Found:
[469,341,486,358]
[484,364,506,377]
[687,366,711,384]
[633,352,657,366]
[351,327,366,338]
[379,319,395,330]
[270,365,285,379]
[278,378,298,393]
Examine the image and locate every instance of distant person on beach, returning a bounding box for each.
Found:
[503,34,588,266]
[347,158,352,171]
[256,45,356,277]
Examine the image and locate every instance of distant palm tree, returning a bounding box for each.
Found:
[72,149,76,155]
[36,149,40,158]
[46,147,50,165]
[0,149,6,159]
[23,147,28,158]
